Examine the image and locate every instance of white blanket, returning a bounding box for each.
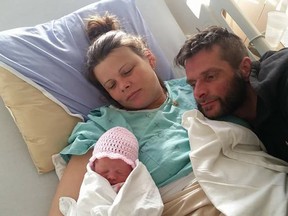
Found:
[60,160,163,216]
[182,109,288,216]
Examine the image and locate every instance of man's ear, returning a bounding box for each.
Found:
[240,56,252,81]
[144,49,156,70]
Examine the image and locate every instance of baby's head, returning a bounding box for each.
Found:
[89,126,139,185]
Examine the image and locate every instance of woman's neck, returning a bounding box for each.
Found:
[146,89,167,110]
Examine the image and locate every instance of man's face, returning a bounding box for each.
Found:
[185,45,247,119]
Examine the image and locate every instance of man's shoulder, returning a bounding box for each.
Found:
[259,48,288,62]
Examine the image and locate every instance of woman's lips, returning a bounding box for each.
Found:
[127,89,141,101]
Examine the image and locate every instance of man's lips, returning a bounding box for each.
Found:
[198,99,218,109]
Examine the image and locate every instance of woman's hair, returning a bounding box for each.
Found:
[85,13,165,107]
[175,26,248,70]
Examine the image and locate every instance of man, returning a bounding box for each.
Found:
[175,26,288,162]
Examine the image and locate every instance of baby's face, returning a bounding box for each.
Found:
[94,157,133,185]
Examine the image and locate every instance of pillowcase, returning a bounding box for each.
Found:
[0,0,174,119]
[0,66,82,173]
[0,0,175,173]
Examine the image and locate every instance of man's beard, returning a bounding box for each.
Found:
[198,71,247,119]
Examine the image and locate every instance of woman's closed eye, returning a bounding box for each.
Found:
[121,66,133,76]
[104,68,134,90]
[105,80,116,90]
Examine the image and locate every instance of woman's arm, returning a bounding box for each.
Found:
[48,149,93,216]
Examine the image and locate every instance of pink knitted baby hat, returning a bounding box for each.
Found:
[89,126,139,168]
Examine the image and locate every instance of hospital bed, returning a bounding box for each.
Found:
[0,0,283,215]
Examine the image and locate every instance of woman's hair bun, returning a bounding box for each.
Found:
[86,12,121,43]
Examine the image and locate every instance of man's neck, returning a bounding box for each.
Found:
[233,86,257,122]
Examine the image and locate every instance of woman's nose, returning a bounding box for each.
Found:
[120,81,131,92]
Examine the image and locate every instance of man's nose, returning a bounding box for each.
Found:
[193,82,207,101]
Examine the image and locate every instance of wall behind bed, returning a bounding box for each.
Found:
[0,0,98,31]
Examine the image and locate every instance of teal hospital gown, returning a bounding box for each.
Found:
[60,77,249,187]
[61,77,197,187]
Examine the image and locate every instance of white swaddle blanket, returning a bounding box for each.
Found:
[182,109,288,216]
[59,160,163,216]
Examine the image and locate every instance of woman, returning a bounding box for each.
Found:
[49,13,221,216]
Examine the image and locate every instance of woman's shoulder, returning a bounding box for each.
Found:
[86,105,121,120]
[165,77,197,109]
[165,77,194,96]
[164,77,187,87]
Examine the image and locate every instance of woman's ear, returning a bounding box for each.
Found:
[239,56,252,81]
[143,49,156,70]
